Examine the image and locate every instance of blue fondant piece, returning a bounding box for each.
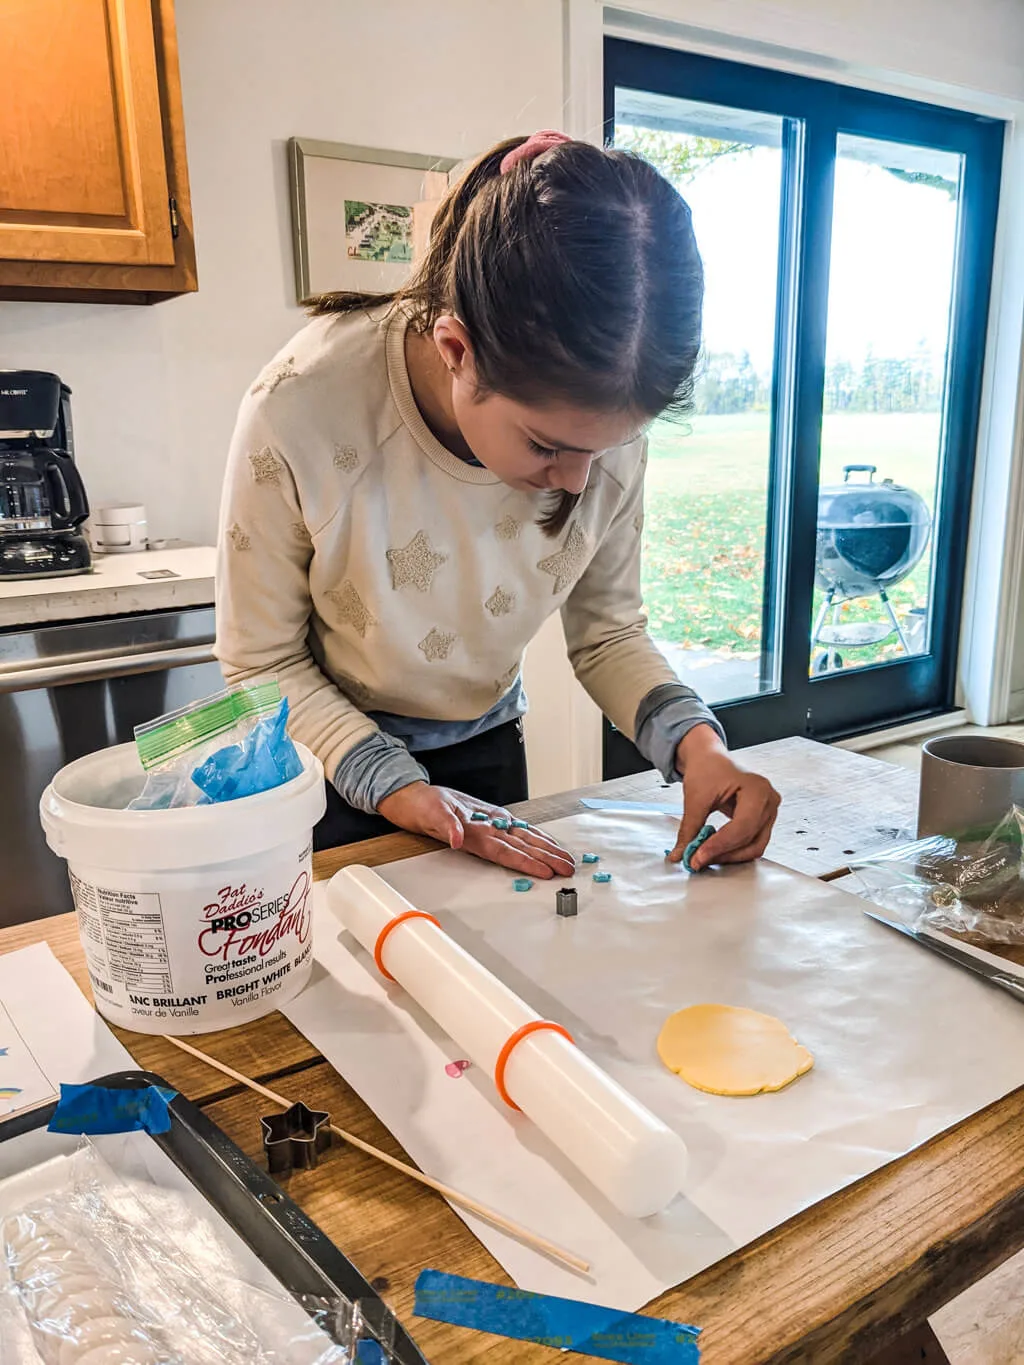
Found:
[683,824,717,873]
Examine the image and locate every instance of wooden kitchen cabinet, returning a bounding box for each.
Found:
[0,0,197,303]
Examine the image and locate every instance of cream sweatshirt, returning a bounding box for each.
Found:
[215,306,721,809]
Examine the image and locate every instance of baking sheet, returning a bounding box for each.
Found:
[0,1134,341,1363]
[285,810,1024,1310]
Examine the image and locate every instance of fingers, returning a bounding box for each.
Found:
[481,838,565,880]
[509,828,576,877]
[695,813,767,869]
[690,789,780,871]
[669,800,716,865]
[674,804,713,857]
[711,831,774,865]
[460,826,575,880]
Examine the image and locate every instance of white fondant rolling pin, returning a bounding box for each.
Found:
[329,864,688,1218]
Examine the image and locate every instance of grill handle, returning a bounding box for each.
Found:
[843,464,877,482]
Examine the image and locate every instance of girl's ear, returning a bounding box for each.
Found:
[433,314,478,382]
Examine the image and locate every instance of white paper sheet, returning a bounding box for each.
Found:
[285,811,1024,1310]
[0,942,135,1165]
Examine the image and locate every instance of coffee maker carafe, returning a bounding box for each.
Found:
[0,370,91,580]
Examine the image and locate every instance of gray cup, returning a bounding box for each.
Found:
[918,734,1024,838]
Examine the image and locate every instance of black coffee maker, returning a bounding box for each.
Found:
[0,370,91,579]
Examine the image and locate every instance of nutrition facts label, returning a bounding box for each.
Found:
[70,879,173,995]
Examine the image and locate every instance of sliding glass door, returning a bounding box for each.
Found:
[604,41,1003,775]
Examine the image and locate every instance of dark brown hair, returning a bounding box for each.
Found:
[310,135,703,534]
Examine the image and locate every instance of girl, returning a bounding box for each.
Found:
[216,130,780,879]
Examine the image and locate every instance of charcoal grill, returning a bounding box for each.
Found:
[812,464,931,674]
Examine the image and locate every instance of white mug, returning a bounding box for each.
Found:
[917,734,1024,839]
[90,504,148,554]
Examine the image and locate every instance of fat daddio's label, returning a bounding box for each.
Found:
[69,845,314,1028]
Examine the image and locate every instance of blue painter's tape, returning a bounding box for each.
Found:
[683,824,717,873]
[581,798,682,816]
[414,1271,700,1364]
[48,1083,177,1136]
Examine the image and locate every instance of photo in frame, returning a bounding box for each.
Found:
[288,139,460,303]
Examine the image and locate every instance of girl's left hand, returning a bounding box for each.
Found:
[667,725,781,871]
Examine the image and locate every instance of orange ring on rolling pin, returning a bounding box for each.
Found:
[493,1020,576,1110]
[372,910,441,982]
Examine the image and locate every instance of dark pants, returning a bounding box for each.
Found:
[314,718,529,852]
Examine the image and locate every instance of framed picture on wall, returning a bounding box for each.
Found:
[288,139,460,303]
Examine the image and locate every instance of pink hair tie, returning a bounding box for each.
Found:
[500,130,572,174]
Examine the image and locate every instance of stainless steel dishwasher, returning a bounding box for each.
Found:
[0,607,223,928]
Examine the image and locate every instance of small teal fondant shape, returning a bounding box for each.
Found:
[683,824,717,873]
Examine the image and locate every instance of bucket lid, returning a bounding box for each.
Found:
[40,742,325,872]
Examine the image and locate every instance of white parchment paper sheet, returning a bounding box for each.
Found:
[285,811,1024,1310]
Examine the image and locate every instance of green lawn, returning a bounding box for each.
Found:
[642,412,940,667]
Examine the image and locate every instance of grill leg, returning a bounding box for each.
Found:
[880,589,912,654]
[811,589,834,647]
[827,601,844,670]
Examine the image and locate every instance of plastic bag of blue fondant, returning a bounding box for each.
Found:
[127,680,300,809]
[191,697,302,803]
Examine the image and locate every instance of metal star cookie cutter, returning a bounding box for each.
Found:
[260,1101,332,1175]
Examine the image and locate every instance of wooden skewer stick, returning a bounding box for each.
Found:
[163,1034,590,1275]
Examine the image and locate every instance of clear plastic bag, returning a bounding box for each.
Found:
[128,680,302,811]
[852,805,1024,943]
[0,1143,397,1364]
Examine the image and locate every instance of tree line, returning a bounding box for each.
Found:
[695,349,944,416]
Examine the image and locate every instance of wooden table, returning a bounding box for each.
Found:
[2,740,1007,1364]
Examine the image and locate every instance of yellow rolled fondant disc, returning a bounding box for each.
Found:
[657,1003,814,1096]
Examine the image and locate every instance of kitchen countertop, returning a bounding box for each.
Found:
[0,545,216,629]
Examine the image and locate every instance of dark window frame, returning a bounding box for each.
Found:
[604,38,1005,777]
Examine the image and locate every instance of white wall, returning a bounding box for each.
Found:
[602,0,1024,106]
[0,0,564,546]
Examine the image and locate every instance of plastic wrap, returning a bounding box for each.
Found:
[128,681,301,810]
[852,805,1024,943]
[0,1144,398,1364]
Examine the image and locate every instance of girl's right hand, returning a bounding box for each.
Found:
[376,782,575,880]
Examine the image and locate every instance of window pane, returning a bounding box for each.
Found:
[811,134,962,678]
[614,88,788,705]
